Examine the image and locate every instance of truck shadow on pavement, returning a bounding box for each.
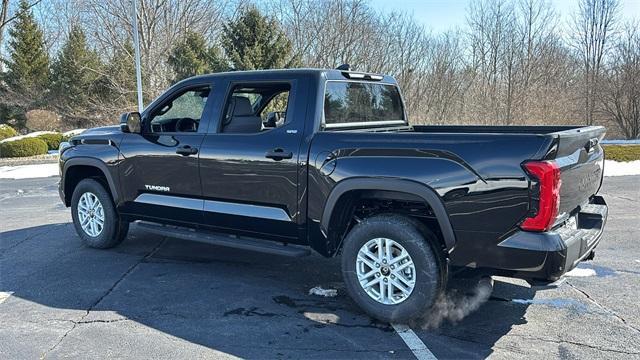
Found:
[1,222,534,359]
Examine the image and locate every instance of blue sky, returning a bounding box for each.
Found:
[369,0,640,33]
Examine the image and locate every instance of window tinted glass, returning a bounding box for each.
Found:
[232,92,262,110]
[221,83,291,134]
[324,81,404,125]
[150,87,209,133]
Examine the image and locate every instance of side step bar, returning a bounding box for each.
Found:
[136,221,310,257]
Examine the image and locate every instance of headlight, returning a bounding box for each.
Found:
[58,141,73,155]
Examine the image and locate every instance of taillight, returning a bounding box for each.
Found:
[521,160,561,232]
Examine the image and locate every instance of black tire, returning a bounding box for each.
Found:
[341,214,446,323]
[71,178,129,249]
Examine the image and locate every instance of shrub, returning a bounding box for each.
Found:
[25,109,61,131]
[0,124,18,140]
[603,145,640,162]
[0,138,49,158]
[36,132,64,150]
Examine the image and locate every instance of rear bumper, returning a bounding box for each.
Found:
[496,195,607,281]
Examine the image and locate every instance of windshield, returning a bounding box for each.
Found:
[323,81,405,128]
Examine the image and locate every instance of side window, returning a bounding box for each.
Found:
[148,86,210,133]
[260,91,289,128]
[221,83,291,134]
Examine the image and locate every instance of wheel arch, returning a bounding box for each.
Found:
[320,178,456,254]
[63,158,120,206]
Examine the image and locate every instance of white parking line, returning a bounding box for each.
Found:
[0,291,14,304]
[392,323,437,360]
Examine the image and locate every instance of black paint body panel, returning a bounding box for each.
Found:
[58,68,608,281]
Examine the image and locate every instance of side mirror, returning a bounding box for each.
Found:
[120,112,142,133]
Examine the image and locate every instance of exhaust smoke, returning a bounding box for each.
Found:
[420,277,494,329]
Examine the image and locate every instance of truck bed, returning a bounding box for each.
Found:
[412,125,583,134]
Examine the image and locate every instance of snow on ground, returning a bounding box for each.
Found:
[0,129,85,144]
[308,286,338,297]
[63,129,86,137]
[564,268,597,277]
[0,131,58,143]
[604,160,640,177]
[0,163,59,179]
[0,159,637,180]
[601,139,640,145]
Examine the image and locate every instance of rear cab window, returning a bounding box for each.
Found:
[323,81,406,129]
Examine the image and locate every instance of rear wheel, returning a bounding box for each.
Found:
[71,178,129,249]
[341,214,445,323]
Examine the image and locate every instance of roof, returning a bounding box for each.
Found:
[185,68,398,84]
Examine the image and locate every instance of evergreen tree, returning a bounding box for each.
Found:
[168,31,227,81]
[97,41,137,107]
[50,25,102,114]
[4,0,49,97]
[221,6,299,70]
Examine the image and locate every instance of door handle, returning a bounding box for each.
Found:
[176,145,198,156]
[265,148,293,161]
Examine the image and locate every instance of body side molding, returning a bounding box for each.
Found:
[320,178,456,251]
[204,200,292,222]
[133,193,293,222]
[135,193,204,211]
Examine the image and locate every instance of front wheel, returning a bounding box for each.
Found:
[341,214,446,323]
[71,178,129,249]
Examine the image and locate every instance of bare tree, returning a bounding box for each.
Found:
[600,22,640,139]
[466,0,519,124]
[2,0,636,132]
[81,0,233,99]
[572,0,619,125]
[0,0,8,46]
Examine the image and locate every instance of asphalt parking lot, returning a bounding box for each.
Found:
[1,175,639,359]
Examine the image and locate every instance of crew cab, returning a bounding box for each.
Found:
[58,68,608,322]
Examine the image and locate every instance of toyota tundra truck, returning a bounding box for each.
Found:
[58,68,608,322]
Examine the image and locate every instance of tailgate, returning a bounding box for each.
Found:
[551,126,606,224]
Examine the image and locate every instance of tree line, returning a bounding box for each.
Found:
[0,0,638,139]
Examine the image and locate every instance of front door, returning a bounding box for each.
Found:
[198,80,305,241]
[118,84,213,225]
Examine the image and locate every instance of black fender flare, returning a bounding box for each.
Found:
[320,178,456,251]
[63,157,120,205]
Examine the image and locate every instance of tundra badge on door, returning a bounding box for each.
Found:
[145,185,170,192]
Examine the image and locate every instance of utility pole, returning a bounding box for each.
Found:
[0,0,10,72]
[132,0,143,113]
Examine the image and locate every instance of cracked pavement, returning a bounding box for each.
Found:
[1,175,639,359]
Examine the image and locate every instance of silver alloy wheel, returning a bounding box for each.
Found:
[356,237,416,305]
[77,192,105,237]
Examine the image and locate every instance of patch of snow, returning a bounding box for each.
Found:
[564,268,597,277]
[604,160,640,177]
[308,286,338,297]
[511,298,587,311]
[0,163,59,179]
[573,263,617,277]
[0,291,14,305]
[0,131,57,143]
[63,129,86,137]
[601,139,640,145]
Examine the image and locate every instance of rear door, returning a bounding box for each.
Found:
[118,82,214,225]
[198,78,307,241]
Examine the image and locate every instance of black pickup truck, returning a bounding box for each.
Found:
[58,68,607,322]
